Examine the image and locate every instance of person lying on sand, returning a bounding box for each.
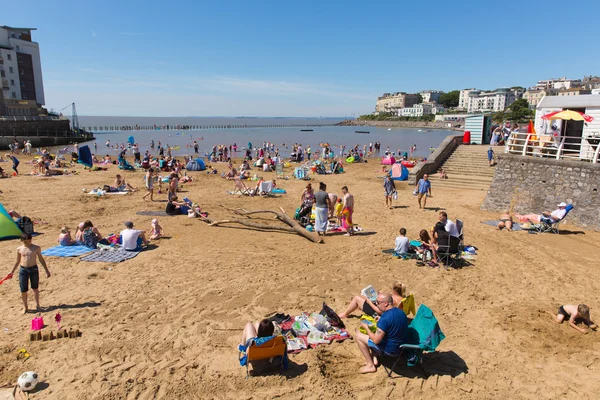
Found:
[339,282,407,319]
[557,304,597,334]
[498,211,513,231]
[355,293,408,374]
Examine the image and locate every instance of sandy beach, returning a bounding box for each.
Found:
[0,156,599,399]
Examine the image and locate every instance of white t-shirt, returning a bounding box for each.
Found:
[394,236,409,254]
[120,229,142,250]
[550,208,566,221]
[445,220,460,238]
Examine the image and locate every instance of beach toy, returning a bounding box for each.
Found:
[306,225,314,232]
[410,240,422,247]
[55,313,62,330]
[0,273,12,285]
[272,188,286,194]
[17,371,39,392]
[31,317,44,331]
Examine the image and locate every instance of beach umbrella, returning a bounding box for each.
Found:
[541,110,594,123]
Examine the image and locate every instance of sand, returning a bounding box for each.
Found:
[0,156,599,399]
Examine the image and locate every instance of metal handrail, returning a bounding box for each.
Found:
[504,132,600,164]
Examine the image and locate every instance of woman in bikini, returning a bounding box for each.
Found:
[498,211,513,231]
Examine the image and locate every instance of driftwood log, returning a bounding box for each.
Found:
[203,207,323,244]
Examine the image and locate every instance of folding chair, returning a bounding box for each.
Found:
[455,219,464,253]
[437,234,460,267]
[534,204,573,234]
[275,163,284,179]
[383,304,445,378]
[238,335,288,378]
[230,176,252,196]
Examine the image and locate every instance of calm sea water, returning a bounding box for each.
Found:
[74,116,453,159]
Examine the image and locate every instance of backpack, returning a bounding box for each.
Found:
[320,302,345,328]
[18,216,34,235]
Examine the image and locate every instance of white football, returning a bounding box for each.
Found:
[17,371,39,392]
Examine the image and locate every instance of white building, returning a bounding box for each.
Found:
[533,77,582,91]
[420,90,444,104]
[399,103,445,117]
[0,26,45,105]
[467,88,517,113]
[458,89,480,110]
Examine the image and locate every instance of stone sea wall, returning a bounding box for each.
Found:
[482,154,600,230]
[408,135,463,185]
[337,120,452,129]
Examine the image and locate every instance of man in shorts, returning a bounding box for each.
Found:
[415,174,432,209]
[7,233,51,314]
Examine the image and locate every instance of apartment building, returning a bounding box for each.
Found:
[420,90,444,104]
[558,88,592,96]
[532,77,582,91]
[399,103,445,117]
[523,88,558,108]
[0,26,45,106]
[458,89,479,110]
[467,88,517,113]
[376,92,419,114]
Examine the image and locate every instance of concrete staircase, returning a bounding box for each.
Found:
[434,145,496,191]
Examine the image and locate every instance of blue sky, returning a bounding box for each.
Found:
[4,0,600,116]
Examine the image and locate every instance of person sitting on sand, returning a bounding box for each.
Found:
[516,202,568,224]
[416,229,438,261]
[394,228,409,256]
[439,168,448,179]
[120,221,149,251]
[75,222,85,243]
[354,293,408,374]
[58,226,76,246]
[498,211,513,231]
[115,174,136,192]
[149,219,164,240]
[81,220,103,249]
[557,304,597,334]
[339,282,407,319]
[223,165,237,180]
[165,196,190,215]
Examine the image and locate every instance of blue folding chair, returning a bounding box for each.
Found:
[384,304,445,377]
[535,204,573,234]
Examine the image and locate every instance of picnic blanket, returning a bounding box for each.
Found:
[42,245,93,257]
[481,220,523,231]
[278,316,351,354]
[87,190,129,196]
[80,249,141,263]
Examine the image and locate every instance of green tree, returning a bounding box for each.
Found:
[416,94,423,104]
[438,90,460,108]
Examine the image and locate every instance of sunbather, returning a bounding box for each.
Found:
[114,174,136,192]
[58,226,76,246]
[516,202,568,224]
[339,281,407,318]
[498,211,513,231]
[239,319,275,346]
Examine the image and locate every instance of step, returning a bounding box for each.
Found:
[436,173,493,183]
[442,161,494,167]
[440,170,496,178]
[434,181,491,191]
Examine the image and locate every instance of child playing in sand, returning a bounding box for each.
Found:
[335,198,343,227]
[557,304,597,333]
[6,233,51,314]
[150,219,164,240]
[57,226,76,246]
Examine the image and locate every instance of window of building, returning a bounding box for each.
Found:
[10,79,14,86]
[9,67,13,73]
[11,92,16,98]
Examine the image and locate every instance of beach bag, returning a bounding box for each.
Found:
[102,185,111,192]
[358,315,377,334]
[392,191,398,200]
[18,216,34,235]
[320,302,345,328]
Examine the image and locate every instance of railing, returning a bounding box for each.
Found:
[0,115,66,122]
[504,132,600,164]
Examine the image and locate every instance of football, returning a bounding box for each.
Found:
[17,371,39,392]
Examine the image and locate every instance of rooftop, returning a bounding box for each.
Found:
[1,26,37,32]
[537,94,600,109]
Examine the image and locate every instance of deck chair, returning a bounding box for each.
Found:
[275,163,284,179]
[437,234,461,267]
[238,335,288,378]
[293,167,310,180]
[534,204,573,234]
[258,181,274,197]
[230,176,252,196]
[456,219,464,252]
[383,304,445,377]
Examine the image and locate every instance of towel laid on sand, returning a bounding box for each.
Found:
[481,220,523,231]
[80,249,141,263]
[42,245,93,257]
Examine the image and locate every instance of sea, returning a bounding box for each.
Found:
[75,116,454,159]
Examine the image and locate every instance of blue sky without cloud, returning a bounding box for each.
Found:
[4,0,600,117]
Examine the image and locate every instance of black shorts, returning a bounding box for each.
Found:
[363,301,378,317]
[558,306,570,319]
[19,266,39,293]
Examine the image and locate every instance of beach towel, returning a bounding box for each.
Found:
[42,245,94,257]
[80,249,141,263]
[342,206,353,231]
[481,220,522,231]
[314,206,328,232]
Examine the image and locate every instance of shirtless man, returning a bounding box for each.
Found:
[341,186,355,236]
[7,233,51,314]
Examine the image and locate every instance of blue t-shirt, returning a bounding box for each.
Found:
[377,307,408,355]
[417,179,431,194]
[487,149,494,159]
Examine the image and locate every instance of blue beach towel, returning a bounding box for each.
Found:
[42,245,94,257]
[80,249,141,263]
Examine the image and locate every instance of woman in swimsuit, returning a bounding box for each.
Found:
[338,281,407,319]
[498,211,513,231]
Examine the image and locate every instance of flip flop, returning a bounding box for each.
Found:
[416,261,425,267]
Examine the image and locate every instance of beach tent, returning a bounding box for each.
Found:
[389,163,409,181]
[77,145,93,168]
[127,136,135,145]
[0,204,23,240]
[186,158,206,171]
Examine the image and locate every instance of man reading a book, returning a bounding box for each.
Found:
[355,293,408,374]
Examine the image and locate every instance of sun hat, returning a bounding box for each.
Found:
[557,202,567,207]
